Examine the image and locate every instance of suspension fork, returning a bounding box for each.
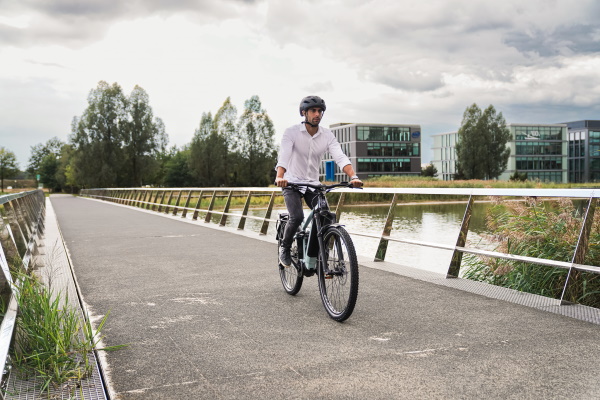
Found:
[314,214,331,275]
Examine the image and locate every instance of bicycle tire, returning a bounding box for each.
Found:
[279,235,304,295]
[317,226,359,321]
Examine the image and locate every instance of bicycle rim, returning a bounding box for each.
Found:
[279,240,303,295]
[318,227,359,321]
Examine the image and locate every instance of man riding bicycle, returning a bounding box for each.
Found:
[275,95,363,268]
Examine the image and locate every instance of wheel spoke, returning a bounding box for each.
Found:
[318,227,359,321]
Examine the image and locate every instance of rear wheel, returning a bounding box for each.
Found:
[317,227,359,321]
[279,233,303,295]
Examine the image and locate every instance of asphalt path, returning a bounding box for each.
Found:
[50,195,600,400]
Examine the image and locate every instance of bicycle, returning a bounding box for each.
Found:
[275,182,361,321]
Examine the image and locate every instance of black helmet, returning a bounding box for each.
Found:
[299,96,326,116]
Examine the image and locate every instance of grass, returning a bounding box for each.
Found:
[6,271,124,396]
[362,175,600,189]
[462,197,600,307]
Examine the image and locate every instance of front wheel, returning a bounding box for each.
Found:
[317,226,359,321]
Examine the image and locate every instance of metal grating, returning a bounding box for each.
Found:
[358,255,600,325]
[3,200,108,400]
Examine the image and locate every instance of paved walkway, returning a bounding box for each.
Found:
[50,195,600,400]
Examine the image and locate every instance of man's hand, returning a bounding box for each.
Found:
[275,177,288,187]
[350,178,363,188]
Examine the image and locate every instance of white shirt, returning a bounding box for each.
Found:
[276,123,351,184]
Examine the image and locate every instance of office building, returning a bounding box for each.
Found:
[322,123,422,181]
[432,123,568,183]
[565,120,600,183]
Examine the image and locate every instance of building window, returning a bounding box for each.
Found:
[515,141,562,155]
[357,126,411,141]
[366,142,420,157]
[514,126,562,140]
[357,158,411,172]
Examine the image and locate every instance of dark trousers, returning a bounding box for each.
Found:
[281,187,319,250]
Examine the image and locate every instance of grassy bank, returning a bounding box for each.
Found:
[361,175,600,189]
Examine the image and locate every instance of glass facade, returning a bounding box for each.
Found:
[513,125,563,140]
[565,122,600,183]
[325,123,421,181]
[357,126,412,141]
[431,132,457,181]
[367,142,420,157]
[432,125,568,183]
[509,125,567,183]
[357,158,412,173]
[590,130,600,182]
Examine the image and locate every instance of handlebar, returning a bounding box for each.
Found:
[287,181,363,191]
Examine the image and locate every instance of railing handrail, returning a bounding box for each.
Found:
[82,186,600,198]
[0,189,46,382]
[80,186,600,307]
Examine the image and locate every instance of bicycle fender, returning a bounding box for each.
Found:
[319,223,345,236]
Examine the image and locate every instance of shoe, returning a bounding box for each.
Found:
[279,246,292,268]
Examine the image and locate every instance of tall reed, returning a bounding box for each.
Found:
[462,197,600,307]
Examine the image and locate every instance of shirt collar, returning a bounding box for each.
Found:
[300,123,321,138]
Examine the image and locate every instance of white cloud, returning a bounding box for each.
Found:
[1,0,600,167]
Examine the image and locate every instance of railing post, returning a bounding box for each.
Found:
[334,191,346,223]
[148,191,159,210]
[172,190,184,216]
[238,192,253,230]
[260,192,276,235]
[181,191,193,218]
[164,191,175,214]
[192,191,204,221]
[219,191,233,226]
[560,197,597,305]
[375,193,398,262]
[447,195,474,278]
[205,191,217,223]
[156,191,167,212]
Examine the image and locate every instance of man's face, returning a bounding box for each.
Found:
[304,107,323,126]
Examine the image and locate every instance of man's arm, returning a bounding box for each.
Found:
[275,166,288,187]
[342,164,363,187]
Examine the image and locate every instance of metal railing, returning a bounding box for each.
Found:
[0,190,46,380]
[81,187,599,305]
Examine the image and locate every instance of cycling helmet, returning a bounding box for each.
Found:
[299,96,326,116]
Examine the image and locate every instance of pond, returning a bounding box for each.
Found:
[208,200,496,275]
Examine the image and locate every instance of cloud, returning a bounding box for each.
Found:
[504,25,600,57]
[264,0,600,95]
[0,0,257,47]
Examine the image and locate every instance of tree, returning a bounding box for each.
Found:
[70,81,128,188]
[123,86,169,186]
[233,95,277,187]
[163,147,194,187]
[188,112,230,187]
[28,137,65,190]
[455,103,511,180]
[28,137,64,176]
[0,147,19,192]
[421,163,438,177]
[69,81,169,188]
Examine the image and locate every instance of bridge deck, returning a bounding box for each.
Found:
[46,194,599,399]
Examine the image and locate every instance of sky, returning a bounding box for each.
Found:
[1,0,600,170]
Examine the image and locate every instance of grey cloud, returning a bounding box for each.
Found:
[265,0,600,93]
[304,81,334,93]
[504,24,600,57]
[369,67,444,92]
[0,0,257,47]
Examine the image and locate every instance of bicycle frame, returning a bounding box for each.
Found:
[293,185,344,274]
